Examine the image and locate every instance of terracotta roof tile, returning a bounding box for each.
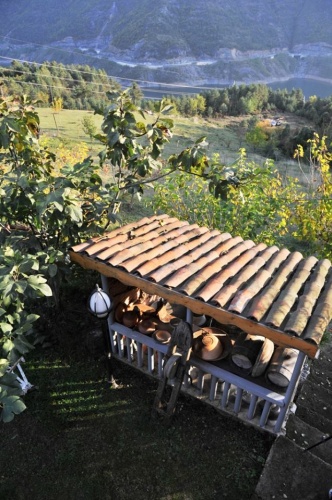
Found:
[69,215,332,354]
[206,246,279,308]
[285,259,331,336]
[194,240,255,301]
[133,225,205,276]
[264,255,318,328]
[228,247,291,313]
[148,231,223,283]
[247,251,304,322]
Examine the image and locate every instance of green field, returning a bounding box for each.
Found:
[38,107,312,187]
[38,108,103,143]
[37,107,252,163]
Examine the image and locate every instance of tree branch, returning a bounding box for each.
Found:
[118,167,178,191]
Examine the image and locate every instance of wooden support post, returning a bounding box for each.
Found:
[152,321,193,425]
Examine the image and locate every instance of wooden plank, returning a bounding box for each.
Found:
[69,251,319,359]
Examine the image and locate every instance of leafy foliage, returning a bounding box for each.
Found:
[0,244,52,422]
[0,93,114,420]
[151,150,296,246]
[0,394,26,423]
[95,89,212,212]
[291,134,332,257]
[150,143,332,259]
[81,114,98,142]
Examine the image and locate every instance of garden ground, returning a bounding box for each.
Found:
[0,269,273,500]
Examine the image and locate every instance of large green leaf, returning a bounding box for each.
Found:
[48,263,58,278]
[160,104,174,114]
[0,372,21,390]
[1,395,26,423]
[27,275,47,286]
[5,117,23,134]
[107,131,120,147]
[0,322,13,334]
[13,280,28,295]
[19,259,39,274]
[0,359,10,376]
[26,314,40,323]
[27,275,52,296]
[2,338,15,355]
[64,204,83,223]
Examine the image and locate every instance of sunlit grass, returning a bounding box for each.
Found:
[38,108,103,142]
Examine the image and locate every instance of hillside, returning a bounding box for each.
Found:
[1,0,332,84]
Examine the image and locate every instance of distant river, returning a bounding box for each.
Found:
[269,78,332,99]
[141,78,332,100]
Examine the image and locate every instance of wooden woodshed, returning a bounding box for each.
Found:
[69,214,332,433]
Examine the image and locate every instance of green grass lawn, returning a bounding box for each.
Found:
[37,108,229,161]
[0,352,272,500]
[38,108,246,164]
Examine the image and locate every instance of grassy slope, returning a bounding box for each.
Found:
[37,107,312,183]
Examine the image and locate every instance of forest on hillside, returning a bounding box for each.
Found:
[0,61,121,111]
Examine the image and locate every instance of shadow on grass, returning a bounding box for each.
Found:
[0,348,273,500]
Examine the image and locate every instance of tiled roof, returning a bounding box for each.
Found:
[69,214,332,358]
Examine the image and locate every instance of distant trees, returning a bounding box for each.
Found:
[246,123,268,150]
[300,95,332,140]
[128,82,144,105]
[0,61,121,110]
[268,87,304,113]
[161,84,332,160]
[166,84,304,119]
[52,97,63,113]
[171,94,206,117]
